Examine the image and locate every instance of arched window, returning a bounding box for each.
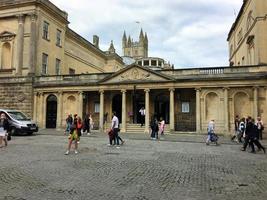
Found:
[1,42,11,69]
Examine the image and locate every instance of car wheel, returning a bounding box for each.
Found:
[28,132,33,135]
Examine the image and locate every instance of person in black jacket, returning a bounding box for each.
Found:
[0,113,10,147]
[83,114,90,135]
[150,115,159,140]
[241,116,254,152]
[241,117,265,153]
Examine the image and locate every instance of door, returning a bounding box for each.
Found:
[46,95,57,128]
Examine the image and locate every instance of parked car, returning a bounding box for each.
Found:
[0,109,38,135]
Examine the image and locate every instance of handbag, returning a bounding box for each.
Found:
[7,133,11,141]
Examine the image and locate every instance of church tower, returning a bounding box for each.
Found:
[122,29,148,59]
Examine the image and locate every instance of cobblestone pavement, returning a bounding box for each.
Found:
[0,131,267,200]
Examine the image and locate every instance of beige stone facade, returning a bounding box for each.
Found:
[228,0,267,66]
[0,0,266,136]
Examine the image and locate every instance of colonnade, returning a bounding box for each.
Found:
[33,86,263,133]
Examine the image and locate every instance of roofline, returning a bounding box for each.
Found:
[162,64,267,72]
[227,0,248,41]
[0,0,69,23]
[66,28,109,59]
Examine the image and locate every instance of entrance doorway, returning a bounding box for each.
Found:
[112,94,122,123]
[46,95,57,128]
[154,94,169,123]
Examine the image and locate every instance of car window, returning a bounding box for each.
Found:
[7,111,30,121]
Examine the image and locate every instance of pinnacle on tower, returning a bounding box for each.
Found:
[122,31,127,47]
[144,32,148,43]
[127,35,132,47]
[108,40,115,54]
[139,28,144,41]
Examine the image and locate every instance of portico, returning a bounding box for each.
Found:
[32,64,267,135]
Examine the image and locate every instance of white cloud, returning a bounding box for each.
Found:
[50,0,243,68]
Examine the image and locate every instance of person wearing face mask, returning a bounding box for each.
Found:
[0,113,10,148]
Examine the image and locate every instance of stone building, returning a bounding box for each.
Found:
[0,0,266,136]
[228,0,267,66]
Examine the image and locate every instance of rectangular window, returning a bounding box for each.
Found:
[69,68,75,75]
[42,53,48,74]
[182,102,190,113]
[94,102,100,113]
[56,29,62,46]
[43,21,49,40]
[55,58,61,75]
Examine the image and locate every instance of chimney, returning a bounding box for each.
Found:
[93,35,99,48]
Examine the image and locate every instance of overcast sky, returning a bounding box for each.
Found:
[50,0,243,68]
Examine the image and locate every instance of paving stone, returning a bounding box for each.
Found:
[0,132,267,200]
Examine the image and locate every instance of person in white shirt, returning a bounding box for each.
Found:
[139,107,145,127]
[111,111,124,146]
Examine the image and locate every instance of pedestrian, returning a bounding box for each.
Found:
[237,117,246,143]
[256,117,264,140]
[231,115,240,142]
[150,116,159,140]
[65,123,79,155]
[139,107,145,127]
[89,114,94,131]
[83,114,90,135]
[64,114,73,135]
[159,117,165,135]
[234,115,240,134]
[206,119,215,144]
[111,111,124,147]
[242,117,265,153]
[0,113,9,148]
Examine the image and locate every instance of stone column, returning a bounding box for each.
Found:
[121,89,127,133]
[169,88,175,132]
[16,14,25,75]
[29,13,37,75]
[253,86,258,119]
[196,88,201,133]
[223,88,229,133]
[33,92,38,122]
[39,93,46,128]
[57,92,63,129]
[144,89,150,133]
[99,90,104,132]
[78,91,83,118]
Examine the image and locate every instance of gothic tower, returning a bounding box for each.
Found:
[122,29,148,59]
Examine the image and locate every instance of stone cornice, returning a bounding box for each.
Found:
[0,0,69,24]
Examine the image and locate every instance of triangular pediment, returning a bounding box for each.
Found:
[100,64,174,84]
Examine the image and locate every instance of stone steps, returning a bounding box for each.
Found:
[126,123,170,134]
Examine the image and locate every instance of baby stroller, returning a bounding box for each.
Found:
[206,132,219,145]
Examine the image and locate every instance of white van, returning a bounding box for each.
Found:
[0,109,38,135]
